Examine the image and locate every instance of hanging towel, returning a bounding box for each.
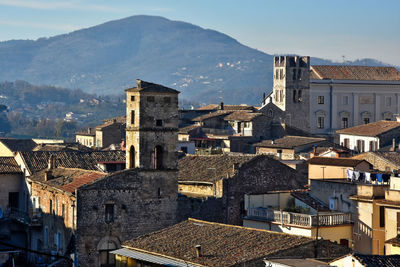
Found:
[371,173,377,181]
[347,169,353,180]
[376,173,383,183]
[383,174,390,183]
[354,171,360,181]
[365,172,371,183]
[359,172,365,182]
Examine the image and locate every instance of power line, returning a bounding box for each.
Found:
[0,240,71,260]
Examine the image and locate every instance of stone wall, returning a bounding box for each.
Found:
[76,169,178,267]
[353,152,400,171]
[223,156,307,225]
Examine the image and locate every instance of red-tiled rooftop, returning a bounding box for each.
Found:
[336,120,400,137]
[121,218,350,267]
[310,65,400,81]
[0,157,22,173]
[308,157,370,167]
[61,172,105,193]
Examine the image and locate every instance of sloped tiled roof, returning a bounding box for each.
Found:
[122,218,350,267]
[125,79,179,94]
[352,253,400,267]
[254,136,326,149]
[198,104,256,111]
[178,154,256,182]
[310,65,400,81]
[0,157,22,173]
[308,157,369,167]
[192,110,233,122]
[96,120,125,130]
[223,111,263,121]
[33,143,93,152]
[336,121,400,137]
[0,138,36,152]
[178,124,201,134]
[386,235,400,247]
[19,150,125,175]
[29,168,105,194]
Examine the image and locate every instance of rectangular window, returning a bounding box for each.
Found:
[44,227,49,246]
[318,96,324,104]
[380,206,385,227]
[62,204,65,218]
[363,118,370,124]
[279,69,283,80]
[156,119,163,126]
[297,69,302,80]
[275,69,279,79]
[130,95,135,101]
[342,117,348,129]
[164,97,171,103]
[131,110,135,125]
[344,138,350,148]
[369,141,374,151]
[244,121,250,128]
[49,199,53,214]
[292,69,296,80]
[386,97,392,106]
[361,140,365,152]
[105,204,114,223]
[317,117,324,129]
[343,96,349,105]
[147,96,155,102]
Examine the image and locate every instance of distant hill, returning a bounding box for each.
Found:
[0,15,394,105]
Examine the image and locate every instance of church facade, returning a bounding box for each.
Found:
[261,56,400,136]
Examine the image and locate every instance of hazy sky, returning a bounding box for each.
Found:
[0,0,399,65]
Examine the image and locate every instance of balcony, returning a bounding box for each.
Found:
[246,207,352,228]
[29,208,43,228]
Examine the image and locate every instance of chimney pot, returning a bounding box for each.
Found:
[195,245,202,258]
[219,102,224,110]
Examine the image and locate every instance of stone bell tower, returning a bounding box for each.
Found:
[272,56,310,132]
[125,79,180,169]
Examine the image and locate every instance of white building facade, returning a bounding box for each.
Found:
[261,56,400,136]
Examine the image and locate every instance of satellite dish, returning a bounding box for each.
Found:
[0,207,3,219]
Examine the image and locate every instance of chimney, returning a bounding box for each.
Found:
[219,102,224,110]
[263,92,266,100]
[391,138,396,151]
[195,245,202,258]
[44,170,52,181]
[87,127,91,134]
[48,154,55,170]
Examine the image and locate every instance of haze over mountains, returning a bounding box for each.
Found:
[0,15,392,105]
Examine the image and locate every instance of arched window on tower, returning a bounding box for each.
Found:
[153,146,163,170]
[129,145,135,168]
[298,90,302,102]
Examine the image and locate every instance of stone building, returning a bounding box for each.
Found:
[353,151,400,172]
[75,79,180,266]
[260,56,400,136]
[178,154,307,225]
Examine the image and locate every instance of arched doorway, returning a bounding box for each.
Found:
[97,236,120,267]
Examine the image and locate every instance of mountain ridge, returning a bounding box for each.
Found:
[0,15,395,105]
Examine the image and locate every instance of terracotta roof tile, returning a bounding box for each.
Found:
[310,65,400,81]
[192,110,233,122]
[0,157,21,173]
[308,157,369,167]
[198,104,256,111]
[20,150,125,174]
[352,253,400,266]
[178,125,202,134]
[254,136,326,149]
[125,79,179,94]
[122,219,350,267]
[223,111,263,121]
[178,154,256,182]
[30,168,105,194]
[0,138,36,152]
[336,120,400,136]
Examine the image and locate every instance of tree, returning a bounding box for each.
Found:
[55,120,77,138]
